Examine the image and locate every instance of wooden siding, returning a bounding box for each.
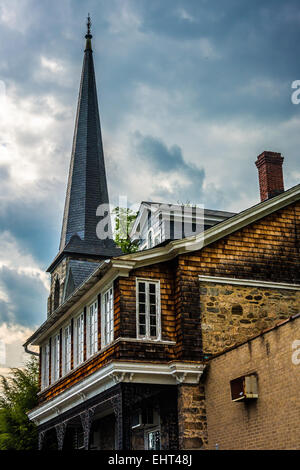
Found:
[38,200,300,403]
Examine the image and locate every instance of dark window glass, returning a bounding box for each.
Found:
[150,327,157,337]
[139,325,146,335]
[139,282,145,292]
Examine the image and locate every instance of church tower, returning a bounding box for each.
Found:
[47,16,122,315]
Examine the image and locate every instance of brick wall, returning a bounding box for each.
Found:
[204,316,300,450]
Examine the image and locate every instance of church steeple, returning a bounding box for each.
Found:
[48,17,121,273]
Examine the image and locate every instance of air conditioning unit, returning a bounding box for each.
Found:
[132,408,158,429]
[230,374,258,401]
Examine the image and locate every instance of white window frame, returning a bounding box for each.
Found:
[101,286,114,348]
[136,278,161,340]
[87,298,98,358]
[62,323,72,375]
[147,229,154,249]
[41,342,49,390]
[74,312,84,367]
[51,333,60,383]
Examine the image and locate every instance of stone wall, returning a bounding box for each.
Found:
[200,282,300,355]
[177,383,208,449]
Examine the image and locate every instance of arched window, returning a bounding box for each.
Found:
[147,230,153,249]
[53,278,60,311]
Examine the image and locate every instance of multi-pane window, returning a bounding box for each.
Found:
[41,342,49,390]
[75,312,84,366]
[51,333,60,383]
[87,300,98,357]
[102,287,114,347]
[137,280,160,339]
[63,324,71,375]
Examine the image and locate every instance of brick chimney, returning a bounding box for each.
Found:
[255,151,284,202]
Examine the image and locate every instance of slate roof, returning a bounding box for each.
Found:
[50,30,122,272]
[68,260,100,288]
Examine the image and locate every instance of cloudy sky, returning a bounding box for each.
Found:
[0,0,299,368]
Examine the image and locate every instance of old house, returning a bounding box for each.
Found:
[24,21,300,450]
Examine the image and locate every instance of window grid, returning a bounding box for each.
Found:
[102,287,114,347]
[137,280,160,340]
[88,300,98,357]
[75,313,84,366]
[63,324,71,375]
[41,343,49,390]
[51,334,60,383]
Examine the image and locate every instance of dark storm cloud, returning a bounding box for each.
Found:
[0,0,299,330]
[0,266,47,327]
[133,132,205,203]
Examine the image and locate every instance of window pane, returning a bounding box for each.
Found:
[139,282,145,292]
[139,293,146,303]
[139,303,146,313]
[150,326,157,337]
[139,325,146,335]
[150,304,156,315]
[139,314,146,325]
[150,315,156,325]
[149,294,156,304]
[149,283,156,294]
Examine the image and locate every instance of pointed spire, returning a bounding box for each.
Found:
[48,18,122,271]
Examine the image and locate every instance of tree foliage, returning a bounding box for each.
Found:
[113,206,139,254]
[0,356,39,450]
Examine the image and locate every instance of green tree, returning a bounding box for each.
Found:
[0,356,39,450]
[113,206,139,254]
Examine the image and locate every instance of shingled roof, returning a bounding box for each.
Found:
[49,22,122,272]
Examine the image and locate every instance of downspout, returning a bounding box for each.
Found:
[23,342,39,357]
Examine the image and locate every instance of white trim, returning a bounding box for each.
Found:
[86,297,98,359]
[41,342,50,390]
[28,361,205,426]
[198,275,300,291]
[74,311,84,368]
[147,228,154,249]
[136,278,161,340]
[62,323,71,376]
[101,284,114,348]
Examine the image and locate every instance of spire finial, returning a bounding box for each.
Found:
[86,13,91,37]
[85,13,92,51]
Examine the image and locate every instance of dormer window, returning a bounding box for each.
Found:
[148,230,153,249]
[136,279,161,340]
